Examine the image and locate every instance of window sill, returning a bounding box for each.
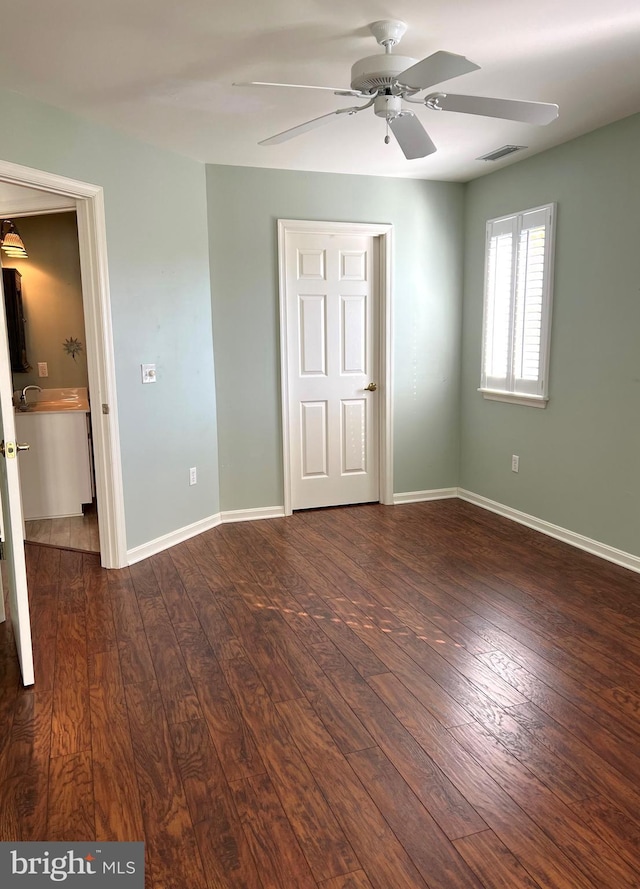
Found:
[478,389,549,408]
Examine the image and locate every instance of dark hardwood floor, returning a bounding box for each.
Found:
[2,499,640,888]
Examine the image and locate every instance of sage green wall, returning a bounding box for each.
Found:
[460,113,640,556]
[206,165,464,511]
[0,88,219,550]
[8,212,89,391]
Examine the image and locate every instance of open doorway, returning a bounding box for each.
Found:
[0,163,127,568]
[4,210,99,552]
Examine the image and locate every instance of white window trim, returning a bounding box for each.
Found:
[479,202,556,407]
[478,388,549,408]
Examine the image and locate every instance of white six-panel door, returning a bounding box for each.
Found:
[283,229,380,510]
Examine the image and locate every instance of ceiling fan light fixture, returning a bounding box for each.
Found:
[374,95,402,120]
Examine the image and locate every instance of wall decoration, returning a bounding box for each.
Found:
[63,336,83,360]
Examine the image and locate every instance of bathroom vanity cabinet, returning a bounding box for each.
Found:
[15,409,92,520]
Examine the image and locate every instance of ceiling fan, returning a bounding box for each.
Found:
[234,20,559,159]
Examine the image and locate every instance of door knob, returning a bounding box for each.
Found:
[0,440,30,458]
[364,382,378,392]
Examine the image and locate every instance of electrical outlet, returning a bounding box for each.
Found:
[511,455,520,473]
[37,362,48,378]
[141,363,156,384]
[189,467,197,486]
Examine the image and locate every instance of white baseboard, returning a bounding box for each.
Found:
[220,505,286,523]
[458,489,640,574]
[394,488,458,504]
[126,506,284,565]
[127,513,222,565]
[126,491,639,576]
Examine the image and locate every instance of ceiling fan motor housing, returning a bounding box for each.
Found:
[350,54,418,94]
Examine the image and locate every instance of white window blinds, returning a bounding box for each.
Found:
[481,204,555,403]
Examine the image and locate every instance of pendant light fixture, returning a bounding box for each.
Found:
[0,219,28,258]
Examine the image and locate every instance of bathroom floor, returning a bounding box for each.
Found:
[24,501,99,553]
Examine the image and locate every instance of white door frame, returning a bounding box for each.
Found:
[278,218,393,516]
[0,158,127,568]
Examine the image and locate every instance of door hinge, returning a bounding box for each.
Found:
[102,403,110,415]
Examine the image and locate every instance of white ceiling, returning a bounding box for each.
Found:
[0,183,74,215]
[0,0,638,182]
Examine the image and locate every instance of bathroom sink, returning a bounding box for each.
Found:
[14,386,90,413]
[21,400,88,412]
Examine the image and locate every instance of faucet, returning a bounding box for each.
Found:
[19,385,42,410]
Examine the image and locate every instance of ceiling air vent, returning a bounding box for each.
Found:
[477,144,527,162]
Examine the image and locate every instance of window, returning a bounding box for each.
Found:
[480,203,556,407]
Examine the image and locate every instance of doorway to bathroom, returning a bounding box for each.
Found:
[0,160,126,570]
[6,210,99,552]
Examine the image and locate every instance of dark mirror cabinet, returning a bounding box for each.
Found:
[2,268,31,373]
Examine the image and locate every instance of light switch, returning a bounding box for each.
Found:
[141,363,157,384]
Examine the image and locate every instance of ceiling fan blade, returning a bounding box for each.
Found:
[432,93,559,124]
[397,51,480,91]
[389,113,437,160]
[233,81,364,97]
[259,110,344,145]
[259,99,373,146]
